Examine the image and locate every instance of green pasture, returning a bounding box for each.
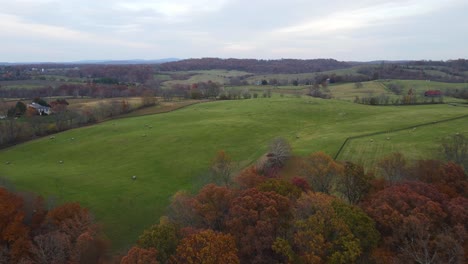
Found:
[380,79,467,95]
[329,81,392,101]
[1,97,467,251]
[244,65,365,83]
[329,80,468,103]
[161,70,251,87]
[338,117,468,170]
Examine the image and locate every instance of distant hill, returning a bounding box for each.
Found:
[73,58,180,65]
[0,58,180,65]
[159,58,352,74]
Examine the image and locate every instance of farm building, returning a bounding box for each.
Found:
[27,102,51,115]
[424,90,442,97]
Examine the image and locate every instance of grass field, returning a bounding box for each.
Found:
[244,66,366,83]
[1,97,467,251]
[161,70,251,87]
[338,117,468,169]
[379,80,467,100]
[329,81,392,101]
[329,80,468,103]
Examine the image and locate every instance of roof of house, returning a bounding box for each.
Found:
[424,90,442,96]
[28,102,50,110]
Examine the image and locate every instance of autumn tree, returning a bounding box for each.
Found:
[137,218,178,263]
[410,160,467,197]
[171,229,239,264]
[276,192,378,263]
[362,181,467,264]
[31,230,71,264]
[42,202,108,264]
[376,152,408,183]
[0,188,31,263]
[191,184,234,231]
[337,161,373,204]
[290,176,311,192]
[299,152,344,194]
[121,247,159,264]
[258,178,302,200]
[167,191,198,227]
[234,166,267,189]
[210,150,234,186]
[225,188,291,263]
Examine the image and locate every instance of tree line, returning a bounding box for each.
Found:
[158,58,351,74]
[0,96,156,148]
[0,186,109,263]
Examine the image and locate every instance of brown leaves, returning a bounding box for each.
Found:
[0,188,108,264]
[171,230,239,264]
[121,247,159,264]
[299,152,344,194]
[363,181,467,264]
[227,188,292,263]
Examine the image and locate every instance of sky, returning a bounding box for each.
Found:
[1,0,467,62]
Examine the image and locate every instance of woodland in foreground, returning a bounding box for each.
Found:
[1,136,467,264]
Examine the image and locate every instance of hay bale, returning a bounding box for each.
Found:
[59,160,63,164]
[132,175,137,180]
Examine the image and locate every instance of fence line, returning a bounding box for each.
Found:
[334,114,468,160]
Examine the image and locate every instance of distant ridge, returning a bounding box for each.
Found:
[0,58,180,65]
[159,58,351,74]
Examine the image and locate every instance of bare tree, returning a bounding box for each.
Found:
[211,150,234,186]
[377,152,408,183]
[266,137,292,169]
[441,134,467,170]
[258,137,292,177]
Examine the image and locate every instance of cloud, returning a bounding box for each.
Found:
[0,0,466,61]
[116,0,231,21]
[0,14,152,49]
[274,0,461,36]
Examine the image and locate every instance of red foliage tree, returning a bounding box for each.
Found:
[225,188,291,263]
[234,166,267,189]
[290,176,311,192]
[191,184,235,231]
[363,181,467,263]
[0,188,31,262]
[121,246,159,264]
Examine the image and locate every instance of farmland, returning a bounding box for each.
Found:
[1,96,467,250]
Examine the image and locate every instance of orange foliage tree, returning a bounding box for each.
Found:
[0,188,108,264]
[299,152,344,194]
[171,229,239,264]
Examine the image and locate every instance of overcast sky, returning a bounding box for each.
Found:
[1,0,467,62]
